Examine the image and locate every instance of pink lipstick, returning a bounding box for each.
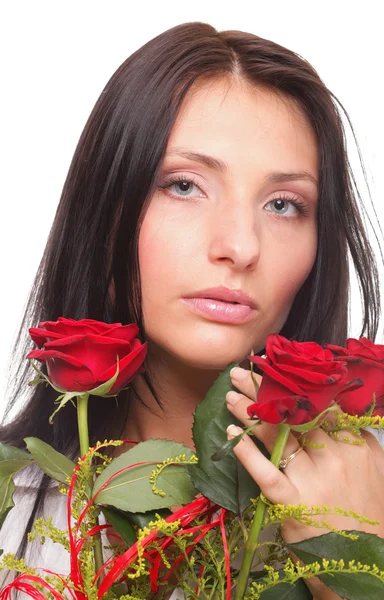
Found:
[181,286,257,324]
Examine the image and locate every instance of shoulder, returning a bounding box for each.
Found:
[0,474,69,597]
[0,466,68,562]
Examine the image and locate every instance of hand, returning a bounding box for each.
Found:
[226,366,384,598]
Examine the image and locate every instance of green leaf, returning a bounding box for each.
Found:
[0,443,33,480]
[101,506,136,547]
[0,459,33,479]
[186,363,268,514]
[93,439,197,512]
[0,443,32,462]
[111,582,130,596]
[288,530,384,599]
[289,529,384,568]
[0,475,16,528]
[123,507,173,530]
[256,574,313,599]
[211,423,258,461]
[0,445,33,530]
[24,437,76,485]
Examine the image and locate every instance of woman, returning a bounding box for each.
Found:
[1,21,383,599]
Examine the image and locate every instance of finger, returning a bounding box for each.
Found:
[297,410,378,463]
[320,405,375,455]
[329,415,384,460]
[322,406,384,456]
[226,390,300,456]
[227,424,297,504]
[295,427,350,470]
[226,391,314,487]
[322,405,361,436]
[230,366,261,402]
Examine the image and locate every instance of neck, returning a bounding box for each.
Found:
[123,346,222,452]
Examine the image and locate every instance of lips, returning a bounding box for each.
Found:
[181,286,257,324]
[183,286,257,309]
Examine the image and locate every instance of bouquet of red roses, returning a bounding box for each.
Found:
[1,317,384,599]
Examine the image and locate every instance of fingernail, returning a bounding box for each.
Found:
[227,424,243,438]
[226,391,242,406]
[230,367,248,380]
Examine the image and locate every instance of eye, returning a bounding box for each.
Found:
[158,175,205,200]
[264,194,308,217]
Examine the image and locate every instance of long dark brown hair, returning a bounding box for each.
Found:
[0,21,381,566]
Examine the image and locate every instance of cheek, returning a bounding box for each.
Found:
[139,215,169,300]
[273,229,317,317]
[138,204,194,315]
[255,219,317,340]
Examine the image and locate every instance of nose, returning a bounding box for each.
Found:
[207,199,260,271]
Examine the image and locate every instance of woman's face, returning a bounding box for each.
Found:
[139,77,318,370]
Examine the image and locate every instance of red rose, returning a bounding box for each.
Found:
[27,317,147,395]
[246,334,361,425]
[326,338,384,416]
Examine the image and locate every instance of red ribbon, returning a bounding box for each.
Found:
[2,441,233,599]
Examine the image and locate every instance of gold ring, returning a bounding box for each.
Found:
[279,446,304,470]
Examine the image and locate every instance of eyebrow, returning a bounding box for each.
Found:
[167,148,318,187]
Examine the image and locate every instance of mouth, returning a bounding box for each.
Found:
[203,298,239,304]
[183,286,257,309]
[181,288,257,324]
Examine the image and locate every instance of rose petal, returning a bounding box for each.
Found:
[43,335,132,378]
[257,374,301,405]
[27,348,95,391]
[38,318,117,337]
[27,348,84,367]
[29,327,66,347]
[101,323,139,343]
[335,364,384,416]
[249,355,304,395]
[248,396,316,425]
[100,341,148,394]
[338,391,384,417]
[277,363,346,384]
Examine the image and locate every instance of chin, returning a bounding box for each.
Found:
[146,324,268,371]
[177,345,261,371]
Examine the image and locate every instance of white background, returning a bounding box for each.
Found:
[1,1,383,418]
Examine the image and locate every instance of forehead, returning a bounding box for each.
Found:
[166,77,318,178]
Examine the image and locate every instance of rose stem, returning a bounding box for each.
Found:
[77,393,104,584]
[235,422,291,599]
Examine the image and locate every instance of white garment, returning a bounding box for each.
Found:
[1,428,383,598]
